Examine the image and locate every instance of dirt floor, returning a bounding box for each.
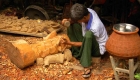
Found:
[0,15,132,80]
[0,33,112,80]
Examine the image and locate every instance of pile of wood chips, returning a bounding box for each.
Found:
[0,14,64,37]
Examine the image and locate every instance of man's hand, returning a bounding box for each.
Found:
[62,18,70,23]
[60,37,70,44]
[61,19,70,27]
[60,37,82,47]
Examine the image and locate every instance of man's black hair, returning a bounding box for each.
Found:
[70,3,89,21]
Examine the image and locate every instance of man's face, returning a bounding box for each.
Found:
[77,13,90,23]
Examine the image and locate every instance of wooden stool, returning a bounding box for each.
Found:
[110,56,140,80]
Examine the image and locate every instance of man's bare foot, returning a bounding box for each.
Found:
[82,66,93,78]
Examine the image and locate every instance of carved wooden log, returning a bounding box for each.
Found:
[6,31,71,69]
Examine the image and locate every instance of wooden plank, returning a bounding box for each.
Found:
[0,29,47,37]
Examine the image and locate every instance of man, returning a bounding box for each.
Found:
[62,3,108,78]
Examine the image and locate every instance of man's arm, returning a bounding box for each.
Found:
[60,36,82,47]
[66,41,82,47]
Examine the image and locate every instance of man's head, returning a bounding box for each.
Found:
[70,3,90,23]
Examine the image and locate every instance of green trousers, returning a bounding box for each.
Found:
[67,23,100,67]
